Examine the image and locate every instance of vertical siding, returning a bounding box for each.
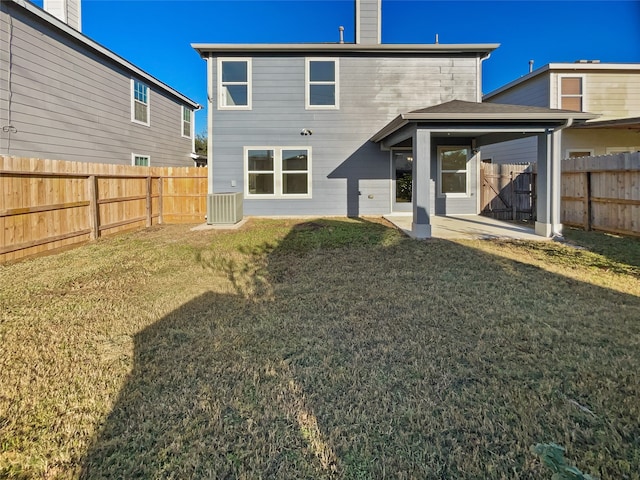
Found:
[212,54,480,216]
[0,3,193,167]
[486,73,550,107]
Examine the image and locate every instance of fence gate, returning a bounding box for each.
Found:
[480,163,536,222]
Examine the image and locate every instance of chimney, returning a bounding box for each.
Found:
[43,0,82,31]
[355,0,381,44]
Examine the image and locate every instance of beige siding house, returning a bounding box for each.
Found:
[481,62,640,163]
[0,0,200,166]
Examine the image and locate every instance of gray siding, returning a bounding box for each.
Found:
[0,2,194,166]
[480,137,538,164]
[357,0,380,44]
[486,73,550,107]
[212,55,480,216]
[66,0,81,31]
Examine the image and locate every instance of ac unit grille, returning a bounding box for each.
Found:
[207,193,243,224]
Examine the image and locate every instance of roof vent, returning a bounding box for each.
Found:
[339,26,344,44]
[575,59,600,64]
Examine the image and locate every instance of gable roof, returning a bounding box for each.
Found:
[371,100,598,142]
[6,0,200,109]
[484,62,640,101]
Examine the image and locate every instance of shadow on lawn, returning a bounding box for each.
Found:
[81,219,640,479]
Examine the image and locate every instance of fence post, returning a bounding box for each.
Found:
[146,176,152,227]
[88,175,100,240]
[510,170,516,220]
[158,177,163,224]
[584,171,592,231]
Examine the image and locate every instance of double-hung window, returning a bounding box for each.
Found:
[559,76,584,111]
[218,58,251,109]
[306,58,339,109]
[131,79,150,125]
[132,154,150,166]
[182,106,192,138]
[245,147,311,198]
[438,146,469,197]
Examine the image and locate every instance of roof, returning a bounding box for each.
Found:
[191,42,500,57]
[573,116,640,130]
[484,62,640,101]
[7,0,200,109]
[371,100,598,142]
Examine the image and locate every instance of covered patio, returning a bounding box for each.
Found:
[371,101,597,239]
[384,213,544,240]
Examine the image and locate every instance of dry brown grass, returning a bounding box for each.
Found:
[1,219,639,479]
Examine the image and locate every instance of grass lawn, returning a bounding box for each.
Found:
[1,218,639,479]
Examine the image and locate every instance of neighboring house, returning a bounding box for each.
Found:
[0,0,200,167]
[481,62,640,163]
[193,0,594,238]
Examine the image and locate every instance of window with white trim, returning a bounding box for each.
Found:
[131,79,150,125]
[438,146,469,197]
[182,106,192,138]
[245,147,311,198]
[306,58,339,109]
[559,76,583,111]
[218,58,251,109]
[132,154,150,166]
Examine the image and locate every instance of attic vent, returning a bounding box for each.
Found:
[575,60,600,64]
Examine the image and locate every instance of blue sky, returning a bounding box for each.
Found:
[33,0,640,134]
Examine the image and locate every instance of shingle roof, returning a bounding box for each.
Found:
[408,100,584,116]
[370,100,598,143]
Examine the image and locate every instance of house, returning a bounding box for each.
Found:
[0,0,200,167]
[192,0,594,238]
[481,62,640,163]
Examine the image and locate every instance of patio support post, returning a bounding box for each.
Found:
[535,129,563,237]
[206,53,214,224]
[412,128,432,238]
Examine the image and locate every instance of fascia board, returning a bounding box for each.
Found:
[191,43,500,57]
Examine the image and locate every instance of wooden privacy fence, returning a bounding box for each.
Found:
[562,152,640,237]
[480,163,537,222]
[1,156,208,263]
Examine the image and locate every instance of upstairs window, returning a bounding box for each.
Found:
[560,76,584,111]
[218,58,251,109]
[306,58,339,109]
[182,106,192,138]
[131,79,150,125]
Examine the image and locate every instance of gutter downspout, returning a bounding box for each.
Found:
[477,52,491,102]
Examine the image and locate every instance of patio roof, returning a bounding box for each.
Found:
[370,100,598,144]
[572,116,640,130]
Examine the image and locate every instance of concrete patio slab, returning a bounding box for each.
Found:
[384,213,549,241]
